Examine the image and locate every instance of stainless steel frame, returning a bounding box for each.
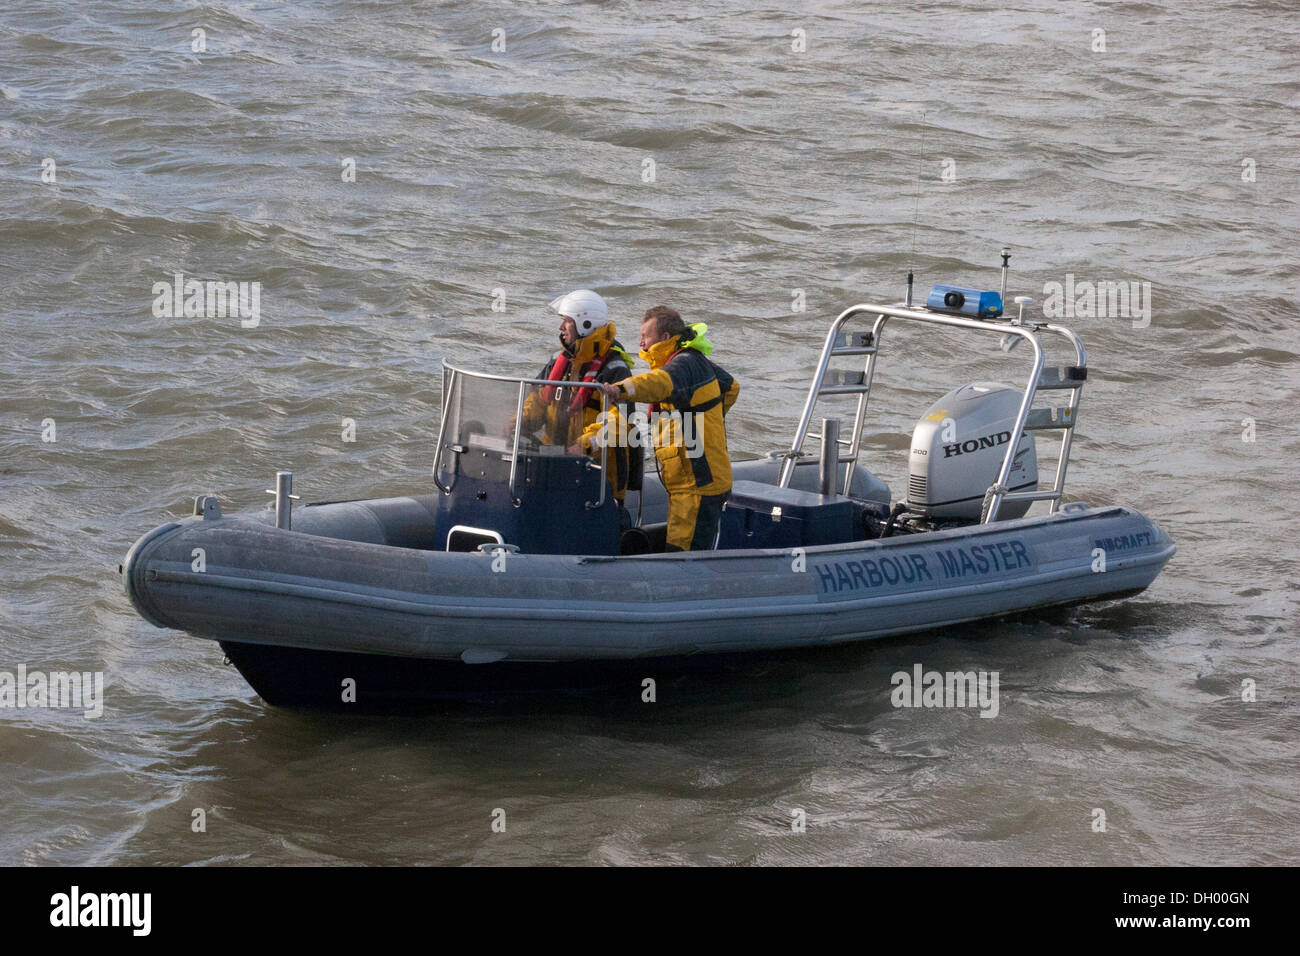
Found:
[777,302,1087,524]
[436,360,612,509]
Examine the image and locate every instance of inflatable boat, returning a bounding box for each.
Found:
[123,260,1175,708]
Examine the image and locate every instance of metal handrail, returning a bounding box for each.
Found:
[507,380,525,502]
[779,301,1087,524]
[432,366,456,495]
[441,359,607,390]
[1034,324,1087,513]
[594,397,608,510]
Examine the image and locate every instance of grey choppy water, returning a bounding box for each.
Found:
[1,0,1297,865]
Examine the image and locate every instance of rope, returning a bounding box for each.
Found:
[979,483,1005,524]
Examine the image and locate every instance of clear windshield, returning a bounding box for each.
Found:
[440,369,528,454]
[436,364,610,485]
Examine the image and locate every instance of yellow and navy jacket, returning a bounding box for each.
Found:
[615,335,738,497]
[520,323,633,500]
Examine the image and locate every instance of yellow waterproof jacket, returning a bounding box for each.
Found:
[520,324,633,499]
[615,335,738,496]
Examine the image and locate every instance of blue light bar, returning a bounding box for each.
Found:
[926,285,1003,319]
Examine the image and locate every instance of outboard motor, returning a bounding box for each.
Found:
[907,383,1037,521]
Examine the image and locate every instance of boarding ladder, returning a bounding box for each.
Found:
[776,298,1087,524]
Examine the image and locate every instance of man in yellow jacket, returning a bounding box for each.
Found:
[600,305,739,551]
[520,289,635,504]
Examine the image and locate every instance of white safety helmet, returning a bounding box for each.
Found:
[549,289,609,336]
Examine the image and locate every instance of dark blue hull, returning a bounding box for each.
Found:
[219,584,1150,712]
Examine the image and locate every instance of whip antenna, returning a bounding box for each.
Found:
[906,110,927,306]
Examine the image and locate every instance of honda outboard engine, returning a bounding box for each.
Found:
[907,383,1037,521]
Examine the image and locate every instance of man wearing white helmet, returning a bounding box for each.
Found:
[518,289,635,505]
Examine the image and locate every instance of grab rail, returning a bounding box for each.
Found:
[779,302,1087,523]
